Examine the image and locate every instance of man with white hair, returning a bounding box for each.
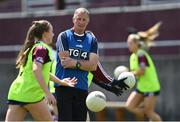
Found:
[55,8,99,121]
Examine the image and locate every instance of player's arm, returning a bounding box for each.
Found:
[132,67,145,77]
[91,61,117,94]
[93,79,123,96]
[32,47,56,105]
[33,61,52,96]
[132,52,148,77]
[50,73,77,87]
[91,61,113,84]
[91,61,129,92]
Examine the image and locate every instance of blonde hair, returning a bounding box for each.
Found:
[137,21,162,48]
[128,21,162,50]
[128,34,148,50]
[128,34,140,42]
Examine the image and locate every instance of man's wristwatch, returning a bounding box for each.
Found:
[76,61,81,69]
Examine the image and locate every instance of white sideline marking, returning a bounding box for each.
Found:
[106,101,126,108]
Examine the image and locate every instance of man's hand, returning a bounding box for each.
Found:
[110,77,129,90]
[61,57,77,68]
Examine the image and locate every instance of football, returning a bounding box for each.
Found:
[114,65,129,80]
[86,91,106,112]
[118,72,136,89]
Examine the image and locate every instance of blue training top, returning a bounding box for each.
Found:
[55,29,98,91]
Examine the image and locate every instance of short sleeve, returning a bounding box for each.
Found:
[90,36,98,54]
[86,31,98,54]
[56,32,69,52]
[137,50,149,67]
[32,46,48,64]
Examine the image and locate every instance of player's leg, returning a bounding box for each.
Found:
[143,95,162,121]
[125,91,145,120]
[48,103,58,121]
[24,99,53,121]
[126,91,144,111]
[5,105,27,121]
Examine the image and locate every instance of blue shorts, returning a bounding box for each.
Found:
[7,98,44,107]
[135,89,160,97]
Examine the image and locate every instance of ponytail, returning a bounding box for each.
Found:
[16,20,50,68]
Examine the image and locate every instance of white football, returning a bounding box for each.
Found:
[114,65,129,80]
[86,91,106,112]
[118,72,136,89]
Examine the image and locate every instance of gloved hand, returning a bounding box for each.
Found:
[94,81,123,96]
[106,85,124,96]
[110,77,129,90]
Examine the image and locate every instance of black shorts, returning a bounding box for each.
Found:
[7,98,44,107]
[135,89,160,97]
[55,86,88,121]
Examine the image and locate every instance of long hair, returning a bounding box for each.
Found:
[16,20,51,68]
[137,21,162,50]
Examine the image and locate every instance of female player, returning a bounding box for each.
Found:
[5,20,76,121]
[125,32,162,121]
